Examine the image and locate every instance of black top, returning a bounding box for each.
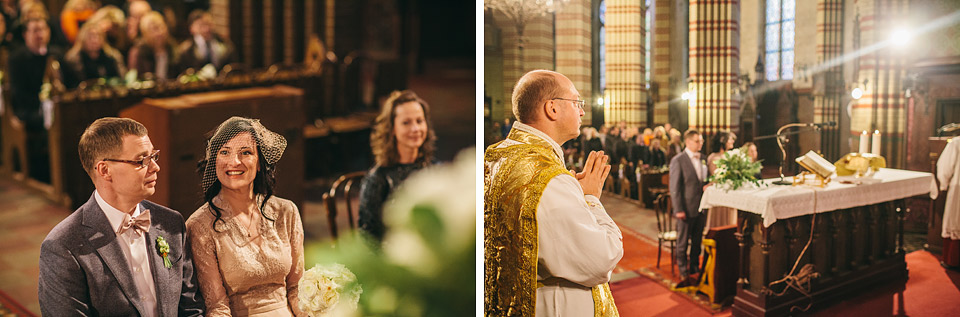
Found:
[646,148,667,168]
[62,49,123,88]
[8,45,61,130]
[358,162,425,241]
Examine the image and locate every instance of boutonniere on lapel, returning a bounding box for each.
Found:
[156,236,173,268]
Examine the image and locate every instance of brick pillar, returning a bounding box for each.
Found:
[556,0,593,123]
[496,13,555,120]
[653,0,673,125]
[605,0,646,126]
[688,0,741,134]
[814,0,844,159]
[851,0,909,167]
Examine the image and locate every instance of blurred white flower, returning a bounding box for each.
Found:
[298,263,362,317]
[382,148,477,272]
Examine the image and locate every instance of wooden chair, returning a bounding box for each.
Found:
[654,192,678,276]
[322,171,366,239]
[1,95,28,179]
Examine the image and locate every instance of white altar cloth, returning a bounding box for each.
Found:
[699,168,934,227]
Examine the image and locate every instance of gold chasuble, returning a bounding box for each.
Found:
[484,128,618,316]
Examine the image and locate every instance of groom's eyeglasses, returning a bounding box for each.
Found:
[103,150,160,169]
[552,98,585,111]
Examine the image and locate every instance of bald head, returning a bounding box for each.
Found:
[511,70,569,124]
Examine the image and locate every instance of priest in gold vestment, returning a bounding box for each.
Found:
[484,70,623,316]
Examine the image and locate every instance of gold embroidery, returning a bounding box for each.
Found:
[484,128,618,316]
[592,283,620,317]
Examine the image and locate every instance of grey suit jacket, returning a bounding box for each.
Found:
[669,151,707,218]
[38,193,205,316]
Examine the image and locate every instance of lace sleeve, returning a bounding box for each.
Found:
[186,214,232,316]
[358,168,388,240]
[283,200,305,316]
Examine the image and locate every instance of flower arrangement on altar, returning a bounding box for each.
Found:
[301,148,476,316]
[707,147,764,191]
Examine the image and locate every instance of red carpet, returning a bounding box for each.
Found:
[0,289,35,317]
[612,248,960,316]
[613,223,729,315]
[611,275,730,317]
[615,224,680,283]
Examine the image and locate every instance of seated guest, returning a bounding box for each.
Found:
[187,117,304,315]
[59,0,98,44]
[646,138,667,168]
[127,11,177,80]
[667,128,683,159]
[86,5,131,60]
[743,141,762,179]
[176,9,234,72]
[124,0,151,43]
[8,17,60,183]
[0,0,16,43]
[358,90,436,241]
[61,23,125,88]
[641,127,654,146]
[626,131,647,199]
[585,127,603,155]
[654,125,669,146]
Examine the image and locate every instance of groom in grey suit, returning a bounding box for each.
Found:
[38,118,204,316]
[669,129,707,283]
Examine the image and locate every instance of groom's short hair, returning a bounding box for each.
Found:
[79,118,148,177]
[512,70,566,124]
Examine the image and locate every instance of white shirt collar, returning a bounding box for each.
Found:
[685,148,701,160]
[194,35,208,51]
[95,190,143,233]
[513,121,565,162]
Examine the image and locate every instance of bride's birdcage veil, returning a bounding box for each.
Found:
[200,117,287,193]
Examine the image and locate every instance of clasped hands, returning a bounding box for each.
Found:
[571,151,611,198]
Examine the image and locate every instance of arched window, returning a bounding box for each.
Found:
[765,0,795,81]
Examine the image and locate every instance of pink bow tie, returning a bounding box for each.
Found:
[117,210,151,236]
[691,153,701,160]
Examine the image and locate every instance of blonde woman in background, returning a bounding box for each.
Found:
[61,22,125,88]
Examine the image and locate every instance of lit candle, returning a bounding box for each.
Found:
[871,130,881,155]
[859,131,869,153]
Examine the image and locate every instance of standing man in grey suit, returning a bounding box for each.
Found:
[38,117,204,316]
[669,129,707,285]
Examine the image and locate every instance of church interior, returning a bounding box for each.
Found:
[0,0,474,315]
[485,0,960,315]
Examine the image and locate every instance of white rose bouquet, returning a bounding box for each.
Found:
[298,263,362,317]
[302,148,476,316]
[707,148,764,191]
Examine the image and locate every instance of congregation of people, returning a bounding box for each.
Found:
[4,0,235,184]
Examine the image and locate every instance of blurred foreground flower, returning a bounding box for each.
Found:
[304,148,476,316]
[298,263,362,317]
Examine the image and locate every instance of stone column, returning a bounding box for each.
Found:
[556,0,593,123]
[688,0,741,134]
[605,0,647,126]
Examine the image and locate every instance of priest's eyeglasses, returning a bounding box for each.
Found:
[103,150,160,169]
[552,98,585,110]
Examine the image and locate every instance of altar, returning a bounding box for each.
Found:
[699,168,935,316]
